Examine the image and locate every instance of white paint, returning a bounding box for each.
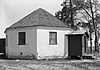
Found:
[64,36,68,57]
[6,26,72,59]
[37,27,71,58]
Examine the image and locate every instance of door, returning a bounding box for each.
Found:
[0,39,6,58]
[68,35,82,56]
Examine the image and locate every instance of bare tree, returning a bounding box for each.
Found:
[82,0,100,52]
[55,0,100,53]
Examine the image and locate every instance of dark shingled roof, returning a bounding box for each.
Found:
[7,8,69,29]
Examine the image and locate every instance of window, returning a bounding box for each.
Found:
[18,32,26,45]
[49,32,57,45]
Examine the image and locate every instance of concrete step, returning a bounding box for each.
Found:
[82,54,96,60]
[82,56,94,59]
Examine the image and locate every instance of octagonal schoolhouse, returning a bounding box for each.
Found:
[4,8,88,59]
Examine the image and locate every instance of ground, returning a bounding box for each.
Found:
[0,59,100,70]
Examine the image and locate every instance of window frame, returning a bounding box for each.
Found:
[18,32,26,45]
[49,32,57,45]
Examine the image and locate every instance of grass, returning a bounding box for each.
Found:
[0,59,100,70]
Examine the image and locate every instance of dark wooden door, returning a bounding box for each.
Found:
[0,39,6,58]
[68,35,82,56]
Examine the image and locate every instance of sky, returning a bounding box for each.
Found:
[0,0,62,38]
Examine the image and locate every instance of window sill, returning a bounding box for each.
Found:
[49,43,57,45]
[18,44,28,45]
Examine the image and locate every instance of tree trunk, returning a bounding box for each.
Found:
[94,0,99,52]
[70,0,74,27]
[90,31,92,53]
[90,0,98,52]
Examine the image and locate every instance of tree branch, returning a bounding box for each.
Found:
[79,12,90,22]
[82,8,92,18]
[93,9,98,13]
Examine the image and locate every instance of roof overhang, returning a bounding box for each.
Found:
[4,25,73,34]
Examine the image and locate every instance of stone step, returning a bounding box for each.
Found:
[82,55,95,60]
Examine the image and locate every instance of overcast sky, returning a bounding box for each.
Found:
[0,0,62,38]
